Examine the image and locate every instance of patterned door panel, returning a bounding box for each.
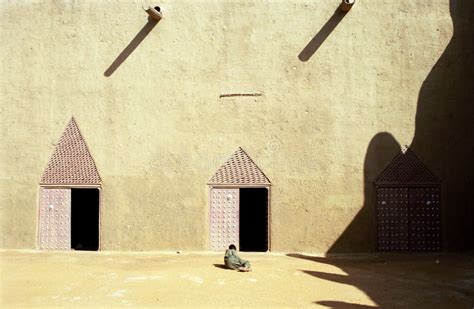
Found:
[209,188,239,251]
[377,186,441,252]
[376,187,409,251]
[38,188,71,250]
[408,187,441,251]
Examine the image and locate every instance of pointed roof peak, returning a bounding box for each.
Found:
[40,118,101,185]
[208,147,271,185]
[65,116,78,130]
[375,147,439,184]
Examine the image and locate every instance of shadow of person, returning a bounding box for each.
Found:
[410,0,474,250]
[327,132,401,253]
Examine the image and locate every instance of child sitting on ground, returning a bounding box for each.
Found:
[224,244,251,272]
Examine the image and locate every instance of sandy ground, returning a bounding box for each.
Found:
[0,250,473,308]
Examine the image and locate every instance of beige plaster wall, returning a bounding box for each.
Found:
[0,0,458,251]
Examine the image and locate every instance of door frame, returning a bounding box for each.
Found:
[208,184,271,252]
[37,184,102,251]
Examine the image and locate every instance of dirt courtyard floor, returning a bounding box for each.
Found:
[1,250,473,308]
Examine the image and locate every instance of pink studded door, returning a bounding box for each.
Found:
[209,188,239,251]
[38,188,71,250]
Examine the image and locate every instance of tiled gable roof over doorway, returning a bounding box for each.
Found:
[40,117,101,185]
[375,148,439,184]
[208,147,270,185]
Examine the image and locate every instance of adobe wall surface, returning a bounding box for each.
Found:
[1,0,471,251]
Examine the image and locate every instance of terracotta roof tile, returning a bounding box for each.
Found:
[40,118,101,185]
[208,147,270,185]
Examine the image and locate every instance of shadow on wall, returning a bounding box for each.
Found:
[104,17,159,77]
[329,133,401,253]
[410,0,474,251]
[328,0,474,253]
[298,8,348,62]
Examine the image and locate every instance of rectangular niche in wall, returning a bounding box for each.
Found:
[71,188,100,251]
[239,188,269,252]
[208,147,271,252]
[375,148,441,252]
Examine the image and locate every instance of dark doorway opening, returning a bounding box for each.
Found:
[239,188,268,252]
[71,188,99,251]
